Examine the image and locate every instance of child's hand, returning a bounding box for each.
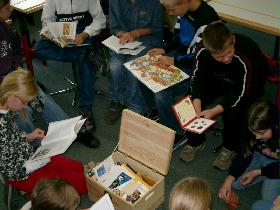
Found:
[147,48,165,55]
[227,191,239,210]
[119,30,139,44]
[262,148,272,156]
[218,175,235,203]
[199,105,224,119]
[26,128,45,142]
[155,56,174,66]
[75,32,89,44]
[240,169,261,185]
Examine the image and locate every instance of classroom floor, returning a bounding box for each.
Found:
[0,11,278,210]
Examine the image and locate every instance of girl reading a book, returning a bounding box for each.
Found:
[218,100,279,210]
[0,69,87,196]
[169,176,212,210]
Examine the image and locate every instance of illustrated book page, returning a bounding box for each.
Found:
[89,193,115,210]
[40,22,91,48]
[124,54,190,93]
[172,96,216,134]
[102,35,144,55]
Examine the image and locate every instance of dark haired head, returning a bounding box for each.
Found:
[202,21,235,53]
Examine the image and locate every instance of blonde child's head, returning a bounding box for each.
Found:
[31,179,80,210]
[0,69,38,110]
[169,177,212,210]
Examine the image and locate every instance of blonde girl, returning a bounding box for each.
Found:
[0,69,87,196]
[169,177,212,210]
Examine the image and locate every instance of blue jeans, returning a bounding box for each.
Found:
[108,47,151,114]
[35,40,96,110]
[232,152,279,206]
[251,200,273,210]
[16,89,68,147]
[142,67,192,134]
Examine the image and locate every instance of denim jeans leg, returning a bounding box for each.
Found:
[39,89,69,123]
[125,70,147,114]
[232,152,265,190]
[108,51,127,104]
[251,200,273,210]
[77,61,96,110]
[232,152,277,190]
[261,178,279,200]
[154,80,190,134]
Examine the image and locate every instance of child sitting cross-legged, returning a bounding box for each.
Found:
[0,69,88,196]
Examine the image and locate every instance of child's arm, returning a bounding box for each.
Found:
[218,175,235,202]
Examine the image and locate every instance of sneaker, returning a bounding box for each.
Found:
[173,134,188,151]
[79,109,96,133]
[180,144,205,162]
[76,126,100,148]
[104,100,124,125]
[212,147,236,170]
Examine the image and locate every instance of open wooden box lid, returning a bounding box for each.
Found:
[118,109,175,175]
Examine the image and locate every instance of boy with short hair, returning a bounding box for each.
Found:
[144,0,219,144]
[182,21,267,170]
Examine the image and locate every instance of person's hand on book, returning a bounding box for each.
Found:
[147,48,165,55]
[75,32,89,44]
[154,56,174,66]
[119,31,138,44]
[26,128,45,142]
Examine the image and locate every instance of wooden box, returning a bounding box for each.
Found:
[86,109,175,210]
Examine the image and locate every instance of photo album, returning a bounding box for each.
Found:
[124,54,190,93]
[102,35,145,55]
[172,96,216,134]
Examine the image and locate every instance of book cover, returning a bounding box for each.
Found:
[172,96,216,134]
[124,54,190,93]
[102,35,145,55]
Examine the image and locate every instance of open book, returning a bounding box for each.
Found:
[172,96,216,134]
[124,54,190,93]
[40,22,91,48]
[102,35,145,55]
[89,194,115,210]
[24,116,85,173]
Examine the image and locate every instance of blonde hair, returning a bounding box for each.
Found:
[31,179,80,210]
[160,0,181,6]
[169,177,212,210]
[0,69,38,106]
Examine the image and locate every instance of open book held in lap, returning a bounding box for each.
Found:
[172,96,216,134]
[24,116,85,173]
[40,22,91,48]
[102,35,145,55]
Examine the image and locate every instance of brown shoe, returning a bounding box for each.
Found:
[212,147,236,170]
[180,144,205,162]
[104,100,124,125]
